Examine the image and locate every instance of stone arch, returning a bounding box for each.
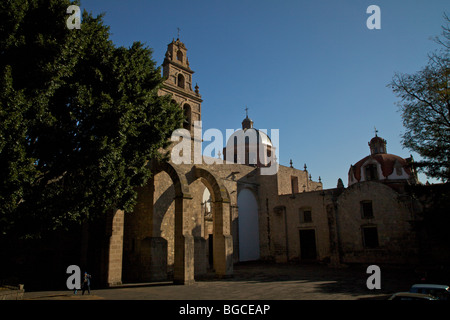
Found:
[237,185,258,201]
[193,165,230,203]
[121,160,194,285]
[149,160,195,284]
[192,165,233,278]
[152,160,190,199]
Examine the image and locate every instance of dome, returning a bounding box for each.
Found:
[227,128,273,147]
[258,129,272,146]
[348,133,416,187]
[223,113,274,167]
[349,153,411,183]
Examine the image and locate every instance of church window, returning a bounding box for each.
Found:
[245,136,250,164]
[299,208,312,223]
[176,50,183,62]
[304,210,312,222]
[177,73,185,89]
[364,164,378,181]
[183,104,191,130]
[362,226,379,248]
[361,200,374,219]
[233,136,239,163]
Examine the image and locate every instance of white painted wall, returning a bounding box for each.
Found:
[237,188,260,261]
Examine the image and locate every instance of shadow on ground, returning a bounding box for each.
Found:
[196,261,423,299]
[24,261,450,300]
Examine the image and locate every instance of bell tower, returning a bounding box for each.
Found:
[159,38,202,136]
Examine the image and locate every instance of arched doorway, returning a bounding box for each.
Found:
[237,188,260,261]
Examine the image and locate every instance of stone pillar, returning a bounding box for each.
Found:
[173,195,195,285]
[146,177,169,281]
[231,205,240,263]
[106,209,124,286]
[194,236,207,277]
[213,200,233,277]
[273,206,288,263]
[140,237,168,281]
[326,203,342,267]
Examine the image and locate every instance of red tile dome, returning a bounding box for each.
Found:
[349,153,411,182]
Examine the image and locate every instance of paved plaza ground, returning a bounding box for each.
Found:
[22,262,424,300]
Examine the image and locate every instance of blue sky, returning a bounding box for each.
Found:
[81,0,449,189]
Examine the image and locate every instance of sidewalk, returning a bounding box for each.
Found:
[23,262,418,300]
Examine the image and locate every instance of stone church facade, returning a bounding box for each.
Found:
[98,39,424,287]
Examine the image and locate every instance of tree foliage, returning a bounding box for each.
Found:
[390,14,450,182]
[0,0,183,238]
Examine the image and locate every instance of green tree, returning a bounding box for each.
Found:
[0,0,183,239]
[390,14,450,182]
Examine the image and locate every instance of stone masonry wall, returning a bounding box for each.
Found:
[336,181,419,264]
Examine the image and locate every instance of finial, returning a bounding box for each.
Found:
[217,150,222,159]
[290,159,293,168]
[245,106,249,118]
[195,83,199,94]
[374,126,378,137]
[318,176,322,183]
[304,163,307,171]
[177,27,181,40]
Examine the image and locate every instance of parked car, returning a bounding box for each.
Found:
[409,284,450,300]
[388,292,438,300]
